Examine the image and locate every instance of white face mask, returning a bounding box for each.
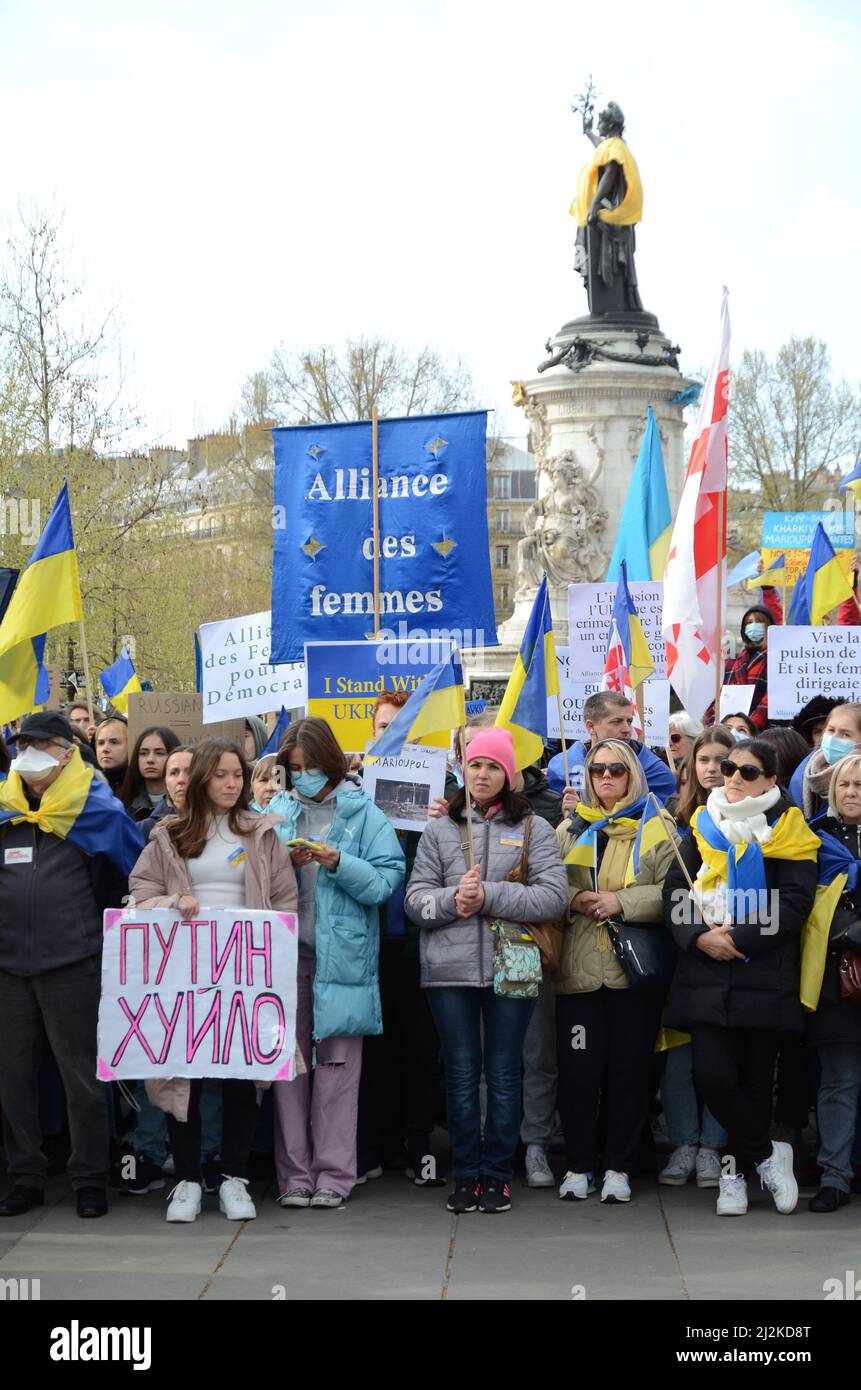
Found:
[12,747,61,783]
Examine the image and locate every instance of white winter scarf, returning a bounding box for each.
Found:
[705,784,781,846]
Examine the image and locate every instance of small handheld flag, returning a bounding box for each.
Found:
[260,707,290,759]
[601,618,643,736]
[786,524,853,626]
[727,551,762,587]
[610,561,655,690]
[495,577,559,771]
[100,646,142,716]
[366,651,466,761]
[745,553,786,591]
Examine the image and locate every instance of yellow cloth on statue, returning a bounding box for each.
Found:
[570,136,643,227]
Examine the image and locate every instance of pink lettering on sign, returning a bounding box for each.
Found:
[212,919,243,986]
[153,991,184,1065]
[184,920,208,984]
[245,918,272,987]
[251,993,286,1064]
[111,995,157,1067]
[153,920,180,986]
[119,922,148,986]
[221,991,253,1065]
[186,990,221,1064]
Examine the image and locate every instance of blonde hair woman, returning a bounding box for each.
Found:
[555,739,678,1205]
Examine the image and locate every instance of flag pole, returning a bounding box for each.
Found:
[78,620,95,724]
[555,689,571,789]
[371,407,381,638]
[647,792,695,891]
[714,488,726,718]
[635,684,646,736]
[459,726,476,868]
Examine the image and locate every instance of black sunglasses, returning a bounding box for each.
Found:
[720,759,764,782]
[668,733,684,744]
[590,762,627,779]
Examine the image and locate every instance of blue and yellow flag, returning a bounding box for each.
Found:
[100,646,142,716]
[626,795,671,885]
[366,651,466,760]
[495,577,558,771]
[745,552,786,591]
[606,406,672,582]
[260,707,290,759]
[787,523,853,625]
[0,481,83,659]
[0,747,144,873]
[609,561,654,689]
[839,454,861,501]
[0,633,50,724]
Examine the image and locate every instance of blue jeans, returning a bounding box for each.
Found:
[661,1043,727,1150]
[427,987,535,1181]
[816,1042,861,1193]
[133,1081,223,1165]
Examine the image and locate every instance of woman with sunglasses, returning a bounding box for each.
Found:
[555,740,678,1205]
[667,712,703,770]
[663,738,819,1218]
[658,727,734,1189]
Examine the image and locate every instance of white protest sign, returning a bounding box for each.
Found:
[767,626,861,719]
[547,648,670,745]
[362,743,448,832]
[719,685,756,719]
[199,610,306,724]
[97,908,298,1082]
[567,581,666,680]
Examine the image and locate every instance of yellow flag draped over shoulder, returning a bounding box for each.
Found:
[495,578,558,772]
[0,481,82,659]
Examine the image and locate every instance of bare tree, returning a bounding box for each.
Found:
[729,337,861,511]
[246,335,476,425]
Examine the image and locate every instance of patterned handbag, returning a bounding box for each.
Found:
[456,820,542,999]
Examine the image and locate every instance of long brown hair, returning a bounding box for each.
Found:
[168,737,252,860]
[674,725,734,827]
[275,717,347,790]
[119,725,181,809]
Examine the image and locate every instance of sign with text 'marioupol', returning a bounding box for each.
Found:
[270,411,497,663]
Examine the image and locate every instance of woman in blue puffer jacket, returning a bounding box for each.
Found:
[259,717,404,1211]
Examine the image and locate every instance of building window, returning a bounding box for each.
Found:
[499,584,510,607]
[492,474,511,500]
[496,510,509,532]
[495,545,509,569]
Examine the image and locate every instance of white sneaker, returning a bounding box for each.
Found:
[756,1141,798,1214]
[600,1170,631,1203]
[559,1171,595,1201]
[658,1144,698,1186]
[166,1180,202,1223]
[219,1176,257,1221]
[716,1173,748,1216]
[310,1188,344,1209]
[525,1147,555,1188]
[277,1188,312,1208]
[354,1165,383,1186]
[695,1148,722,1189]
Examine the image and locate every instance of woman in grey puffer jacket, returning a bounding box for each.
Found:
[405,729,567,1216]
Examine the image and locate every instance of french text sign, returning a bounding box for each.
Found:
[768,627,861,719]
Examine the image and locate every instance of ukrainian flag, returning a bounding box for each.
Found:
[626,795,672,885]
[260,706,290,758]
[745,552,786,591]
[611,561,654,689]
[0,481,83,659]
[606,406,672,582]
[0,633,50,724]
[366,651,466,760]
[495,577,559,771]
[839,454,861,501]
[100,646,142,715]
[787,523,853,626]
[0,745,144,873]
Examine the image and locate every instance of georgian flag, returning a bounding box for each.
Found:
[662,288,730,718]
[601,617,643,736]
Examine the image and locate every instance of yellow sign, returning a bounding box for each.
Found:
[760,547,855,593]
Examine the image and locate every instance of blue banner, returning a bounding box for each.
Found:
[271,411,497,663]
[761,511,855,551]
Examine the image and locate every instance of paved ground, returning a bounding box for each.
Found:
[0,1166,855,1301]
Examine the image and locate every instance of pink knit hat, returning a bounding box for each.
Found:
[465,728,516,788]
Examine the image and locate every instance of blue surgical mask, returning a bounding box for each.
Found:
[743,621,765,644]
[731,728,747,743]
[822,734,856,766]
[292,768,329,797]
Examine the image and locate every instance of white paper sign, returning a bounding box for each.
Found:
[567,581,666,680]
[199,610,306,723]
[97,908,299,1082]
[362,743,448,832]
[719,685,756,719]
[767,626,861,719]
[547,647,671,745]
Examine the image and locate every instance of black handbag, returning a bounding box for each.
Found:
[606,920,678,993]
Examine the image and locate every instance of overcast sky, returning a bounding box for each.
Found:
[1,0,858,448]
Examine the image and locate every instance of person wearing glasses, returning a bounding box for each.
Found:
[545,690,677,810]
[663,738,819,1218]
[667,712,703,769]
[555,740,678,1205]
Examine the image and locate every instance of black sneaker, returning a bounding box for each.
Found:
[202,1158,222,1195]
[119,1157,165,1196]
[0,1185,44,1217]
[446,1178,480,1213]
[479,1178,511,1213]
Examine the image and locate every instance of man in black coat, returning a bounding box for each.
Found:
[0,712,143,1220]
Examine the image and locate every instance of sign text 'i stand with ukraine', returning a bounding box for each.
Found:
[270,411,497,663]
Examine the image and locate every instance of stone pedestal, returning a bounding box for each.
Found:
[464,313,694,699]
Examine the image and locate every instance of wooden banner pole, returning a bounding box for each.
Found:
[714,489,726,718]
[78,621,95,724]
[459,726,476,868]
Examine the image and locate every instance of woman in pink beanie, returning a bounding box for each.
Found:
[405,725,567,1215]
